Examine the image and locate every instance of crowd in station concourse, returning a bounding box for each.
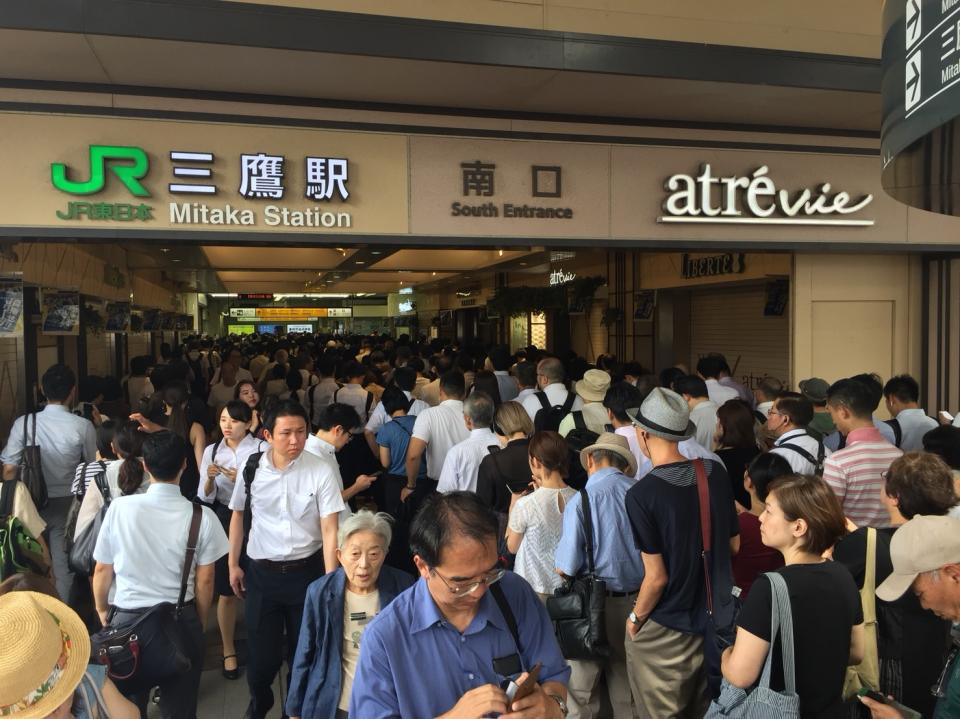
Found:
[3,331,960,719]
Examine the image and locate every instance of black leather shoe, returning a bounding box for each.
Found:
[222,654,240,680]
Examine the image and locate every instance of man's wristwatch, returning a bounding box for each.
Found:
[546,693,568,717]
[628,611,641,626]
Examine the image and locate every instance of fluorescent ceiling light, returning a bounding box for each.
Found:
[209,293,239,298]
[273,293,350,300]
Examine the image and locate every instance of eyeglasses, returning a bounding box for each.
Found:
[932,645,959,698]
[432,566,505,596]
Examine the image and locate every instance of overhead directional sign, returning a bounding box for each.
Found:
[882,0,960,214]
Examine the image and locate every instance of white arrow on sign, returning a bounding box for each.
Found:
[906,0,922,49]
[906,49,922,110]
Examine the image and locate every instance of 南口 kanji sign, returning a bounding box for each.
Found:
[0,112,408,234]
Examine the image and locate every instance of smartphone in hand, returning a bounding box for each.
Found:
[505,663,542,703]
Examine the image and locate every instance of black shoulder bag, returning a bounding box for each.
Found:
[546,488,609,659]
[20,412,47,510]
[91,503,202,694]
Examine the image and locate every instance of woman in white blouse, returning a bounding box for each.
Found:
[198,400,263,680]
[505,431,576,600]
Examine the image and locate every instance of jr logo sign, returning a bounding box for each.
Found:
[51,145,150,197]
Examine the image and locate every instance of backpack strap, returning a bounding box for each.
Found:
[242,451,264,538]
[561,392,575,414]
[308,383,318,424]
[535,391,550,412]
[489,582,523,663]
[694,458,714,617]
[211,438,223,467]
[884,418,903,448]
[333,387,341,403]
[572,410,586,432]
[365,390,375,417]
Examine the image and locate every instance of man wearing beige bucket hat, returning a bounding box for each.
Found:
[0,591,137,718]
[558,369,613,439]
[623,387,738,718]
[860,515,960,718]
[555,431,644,718]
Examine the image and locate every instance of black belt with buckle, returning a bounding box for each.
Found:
[605,589,639,597]
[252,551,323,574]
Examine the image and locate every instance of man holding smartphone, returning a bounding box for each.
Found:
[350,491,570,718]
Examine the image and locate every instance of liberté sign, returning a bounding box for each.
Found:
[657,164,875,226]
[50,144,353,228]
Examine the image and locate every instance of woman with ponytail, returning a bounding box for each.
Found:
[73,420,148,539]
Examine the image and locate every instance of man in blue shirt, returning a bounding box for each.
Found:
[555,432,644,719]
[351,491,571,718]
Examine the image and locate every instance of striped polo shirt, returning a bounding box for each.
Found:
[822,426,902,528]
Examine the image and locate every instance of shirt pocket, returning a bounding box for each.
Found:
[290,492,318,519]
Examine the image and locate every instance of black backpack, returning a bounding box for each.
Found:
[564,411,600,454]
[778,432,826,476]
[533,391,576,433]
[241,450,265,553]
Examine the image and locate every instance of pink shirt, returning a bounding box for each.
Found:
[822,427,902,528]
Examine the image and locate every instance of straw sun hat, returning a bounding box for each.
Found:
[0,591,91,718]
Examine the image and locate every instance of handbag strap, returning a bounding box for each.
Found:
[759,572,797,694]
[94,471,111,506]
[862,528,877,624]
[78,671,109,718]
[176,504,202,616]
[579,487,596,576]
[28,411,37,446]
[693,459,714,616]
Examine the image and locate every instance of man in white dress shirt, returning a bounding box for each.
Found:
[883,374,938,451]
[489,345,519,402]
[307,402,379,515]
[437,391,499,493]
[2,364,97,599]
[696,355,740,407]
[768,394,830,475]
[512,361,539,406]
[227,400,344,719]
[93,431,228,718]
[521,357,583,424]
[403,372,470,500]
[675,375,720,452]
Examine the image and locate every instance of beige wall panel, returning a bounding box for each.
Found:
[793,255,918,403]
[127,333,152,361]
[0,112,408,235]
[612,146,908,246]
[86,332,112,377]
[410,136,609,238]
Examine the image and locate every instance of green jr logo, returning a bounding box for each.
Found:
[51,145,150,197]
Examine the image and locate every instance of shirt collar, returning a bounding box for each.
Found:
[146,481,183,496]
[263,449,302,471]
[493,370,509,376]
[440,399,462,409]
[42,404,71,414]
[897,408,926,419]
[586,466,624,485]
[469,428,498,441]
[847,426,883,445]
[776,428,808,444]
[314,437,337,455]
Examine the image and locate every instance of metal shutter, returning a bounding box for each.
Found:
[690,283,790,390]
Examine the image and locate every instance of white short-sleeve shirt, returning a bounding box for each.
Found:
[93,482,229,609]
[228,448,345,561]
[365,391,430,435]
[411,400,470,480]
[198,434,266,506]
[436,428,500,494]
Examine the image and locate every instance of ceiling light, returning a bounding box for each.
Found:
[432,272,436,276]
[171,259,181,262]
[160,248,171,253]
[519,262,527,266]
[498,249,503,257]
[371,250,382,255]
[355,261,365,265]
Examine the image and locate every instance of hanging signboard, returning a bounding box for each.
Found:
[105,301,131,332]
[0,279,23,337]
[41,291,80,335]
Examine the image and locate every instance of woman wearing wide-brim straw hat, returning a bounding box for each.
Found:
[0,591,138,719]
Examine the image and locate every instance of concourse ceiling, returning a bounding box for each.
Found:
[124,243,544,296]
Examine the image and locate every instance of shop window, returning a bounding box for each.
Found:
[530,312,547,350]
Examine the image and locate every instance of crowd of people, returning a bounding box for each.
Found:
[1,331,960,719]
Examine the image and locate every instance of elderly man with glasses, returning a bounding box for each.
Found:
[350,491,571,719]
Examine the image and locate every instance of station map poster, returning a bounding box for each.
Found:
[41,291,79,335]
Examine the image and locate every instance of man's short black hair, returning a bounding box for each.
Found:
[603,382,644,422]
[142,431,187,482]
[849,373,884,412]
[392,366,416,392]
[315,402,361,433]
[659,366,685,391]
[489,346,512,372]
[408,357,425,374]
[774,396,814,427]
[263,398,309,433]
[41,364,76,402]
[883,374,920,404]
[826,378,877,419]
[675,374,709,399]
[343,360,366,379]
[696,355,725,379]
[409,491,499,567]
[514,362,537,388]
[440,371,466,399]
[622,361,644,378]
[922,425,960,470]
[317,356,337,377]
